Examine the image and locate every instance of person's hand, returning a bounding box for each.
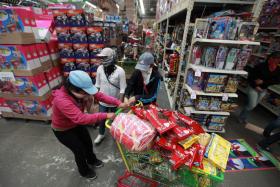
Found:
[255,79,263,85]
[106,113,116,120]
[118,102,129,109]
[128,96,136,106]
[255,86,264,92]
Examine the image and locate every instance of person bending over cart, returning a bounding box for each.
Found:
[51,70,128,179]
[124,52,162,105]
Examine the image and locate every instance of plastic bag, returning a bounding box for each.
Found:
[110,113,156,151]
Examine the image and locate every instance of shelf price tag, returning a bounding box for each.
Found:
[195,69,201,77]
[190,91,197,99]
[222,94,229,101]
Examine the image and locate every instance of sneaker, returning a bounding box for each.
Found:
[81,169,97,179]
[89,159,104,169]
[94,134,105,144]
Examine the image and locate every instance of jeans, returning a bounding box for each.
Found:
[259,117,280,148]
[53,126,97,176]
[239,86,267,121]
[98,104,116,135]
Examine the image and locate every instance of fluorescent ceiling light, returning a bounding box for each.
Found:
[139,0,145,15]
[116,3,119,9]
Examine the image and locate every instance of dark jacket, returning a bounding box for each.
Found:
[248,63,280,89]
[125,68,162,104]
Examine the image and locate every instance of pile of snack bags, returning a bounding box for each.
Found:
[110,104,231,174]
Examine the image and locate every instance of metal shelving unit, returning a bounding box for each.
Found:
[155,0,264,111]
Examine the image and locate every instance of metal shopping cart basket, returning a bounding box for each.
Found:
[105,104,224,187]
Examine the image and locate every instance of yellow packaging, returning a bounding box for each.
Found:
[192,159,217,176]
[205,133,231,171]
[198,133,211,146]
[179,135,199,149]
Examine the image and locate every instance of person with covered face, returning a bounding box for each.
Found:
[94,48,127,145]
[239,52,280,124]
[124,52,162,105]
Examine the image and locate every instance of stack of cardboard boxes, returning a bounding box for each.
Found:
[0,7,62,121]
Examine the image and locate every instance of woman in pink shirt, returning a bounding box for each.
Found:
[52,70,127,179]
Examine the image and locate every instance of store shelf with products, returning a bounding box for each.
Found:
[202,126,226,134]
[193,38,260,46]
[184,106,230,116]
[185,84,238,98]
[189,64,248,75]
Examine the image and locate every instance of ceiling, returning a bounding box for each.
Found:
[139,0,157,18]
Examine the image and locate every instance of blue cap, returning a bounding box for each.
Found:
[135,52,154,71]
[69,70,98,95]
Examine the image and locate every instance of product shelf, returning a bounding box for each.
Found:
[184,106,230,115]
[202,126,226,134]
[163,78,174,109]
[189,64,248,75]
[185,84,238,98]
[193,38,260,46]
[194,0,255,4]
[268,85,280,95]
[157,1,189,23]
[164,60,170,72]
[259,101,280,116]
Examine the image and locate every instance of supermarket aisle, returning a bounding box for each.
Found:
[0,83,279,187]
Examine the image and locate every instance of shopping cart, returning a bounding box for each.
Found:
[105,104,224,187]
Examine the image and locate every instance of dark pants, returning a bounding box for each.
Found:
[53,126,97,176]
[98,104,116,135]
[259,117,280,148]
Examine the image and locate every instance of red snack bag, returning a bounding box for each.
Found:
[170,145,197,170]
[184,145,198,169]
[193,144,205,169]
[155,136,176,151]
[131,106,147,120]
[172,126,193,141]
[177,113,205,134]
[165,132,179,144]
[146,109,176,135]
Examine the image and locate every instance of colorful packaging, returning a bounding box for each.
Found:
[202,47,217,68]
[224,76,239,93]
[63,62,76,76]
[53,9,68,27]
[70,27,87,43]
[195,97,210,111]
[224,48,240,70]
[205,133,231,170]
[76,62,90,74]
[198,133,211,147]
[87,27,104,44]
[215,46,228,69]
[47,40,59,63]
[208,17,229,39]
[67,9,86,27]
[225,18,239,40]
[146,108,176,135]
[179,135,199,149]
[191,46,202,65]
[110,113,156,152]
[169,52,179,75]
[73,43,89,59]
[193,144,205,169]
[172,126,193,141]
[155,136,177,151]
[238,22,257,41]
[58,43,74,59]
[208,98,222,111]
[236,48,252,70]
[56,27,71,43]
[170,145,197,170]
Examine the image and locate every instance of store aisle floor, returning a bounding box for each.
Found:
[0,83,279,187]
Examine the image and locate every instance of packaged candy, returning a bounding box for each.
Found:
[70,27,87,43]
[58,43,74,58]
[215,46,228,69]
[76,62,90,74]
[172,126,193,141]
[110,113,156,152]
[56,27,71,43]
[90,64,98,78]
[191,46,202,65]
[198,133,211,147]
[208,98,222,111]
[53,9,68,26]
[224,48,240,70]
[204,133,231,170]
[195,97,210,111]
[155,136,176,151]
[193,144,205,169]
[184,145,198,169]
[146,108,176,135]
[130,106,147,119]
[63,62,76,76]
[202,47,217,68]
[170,145,197,170]
[165,132,179,144]
[67,9,86,27]
[87,27,104,44]
[73,43,89,59]
[224,76,239,93]
[179,134,199,150]
[176,113,205,134]
[192,159,218,177]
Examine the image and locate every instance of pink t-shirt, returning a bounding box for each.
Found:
[51,86,121,129]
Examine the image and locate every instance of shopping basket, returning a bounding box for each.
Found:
[105,104,224,187]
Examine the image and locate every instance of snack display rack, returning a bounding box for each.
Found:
[155,0,264,109]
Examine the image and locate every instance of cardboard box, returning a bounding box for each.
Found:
[0,32,36,44]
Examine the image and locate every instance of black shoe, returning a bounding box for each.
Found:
[89,159,104,169]
[81,169,97,179]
